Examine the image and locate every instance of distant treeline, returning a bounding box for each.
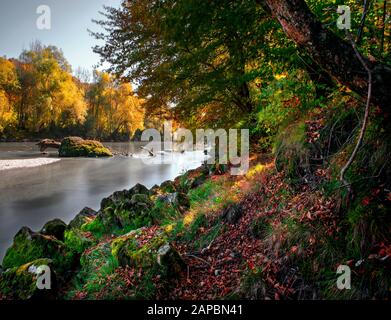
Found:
[0,42,145,141]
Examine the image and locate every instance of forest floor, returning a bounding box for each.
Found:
[66,152,360,300]
[2,128,389,300]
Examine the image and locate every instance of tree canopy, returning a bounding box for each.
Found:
[0,42,145,140]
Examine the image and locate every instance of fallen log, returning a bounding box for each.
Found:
[36,139,61,152]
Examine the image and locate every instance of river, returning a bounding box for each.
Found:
[0,142,206,261]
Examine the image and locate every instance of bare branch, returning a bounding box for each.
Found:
[339,32,373,191]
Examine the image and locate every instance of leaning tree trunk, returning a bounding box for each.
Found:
[263,0,391,111]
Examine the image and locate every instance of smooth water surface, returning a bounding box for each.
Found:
[0,142,205,260]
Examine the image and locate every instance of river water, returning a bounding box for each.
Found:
[0,142,206,261]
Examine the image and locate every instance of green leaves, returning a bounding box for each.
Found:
[92,0,288,128]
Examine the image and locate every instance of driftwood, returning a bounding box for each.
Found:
[36,139,61,152]
[140,146,155,157]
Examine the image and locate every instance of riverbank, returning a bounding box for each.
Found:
[0,158,61,171]
[0,152,390,300]
[0,143,206,262]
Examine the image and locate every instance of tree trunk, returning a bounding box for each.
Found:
[237,82,253,113]
[264,0,391,111]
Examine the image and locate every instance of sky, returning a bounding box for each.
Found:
[0,0,122,76]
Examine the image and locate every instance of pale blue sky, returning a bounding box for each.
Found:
[0,0,122,74]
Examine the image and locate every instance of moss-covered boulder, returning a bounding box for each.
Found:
[64,208,98,254]
[97,192,154,230]
[111,228,185,278]
[64,229,95,254]
[41,219,67,241]
[100,183,149,211]
[156,192,190,213]
[149,184,160,196]
[95,184,153,233]
[160,180,176,193]
[221,203,243,224]
[130,183,150,196]
[68,207,97,230]
[190,174,207,189]
[156,243,186,277]
[111,228,148,267]
[59,137,112,157]
[130,193,153,206]
[0,258,55,300]
[173,168,207,192]
[2,227,76,274]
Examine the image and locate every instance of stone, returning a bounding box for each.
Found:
[129,183,150,196]
[68,207,97,230]
[58,136,113,157]
[41,219,67,241]
[130,193,153,206]
[221,204,243,224]
[64,229,95,254]
[100,189,132,210]
[149,184,160,196]
[157,192,190,213]
[98,184,153,229]
[191,174,207,189]
[0,258,56,300]
[100,183,149,211]
[36,139,61,152]
[2,227,75,274]
[156,243,186,277]
[160,180,176,193]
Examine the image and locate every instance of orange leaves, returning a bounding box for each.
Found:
[282,95,301,109]
[361,197,371,206]
[305,117,324,144]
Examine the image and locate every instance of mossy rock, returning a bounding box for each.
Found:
[111,228,148,267]
[41,219,67,241]
[190,174,207,189]
[2,227,76,275]
[97,185,153,231]
[160,180,176,193]
[0,258,55,300]
[118,194,154,227]
[156,243,186,277]
[100,183,149,211]
[68,207,97,230]
[94,209,121,233]
[111,229,185,278]
[59,136,113,157]
[149,184,160,196]
[129,183,150,196]
[64,229,95,254]
[156,192,190,213]
[131,193,153,206]
[221,203,243,224]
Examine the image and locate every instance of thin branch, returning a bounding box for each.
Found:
[380,0,387,54]
[357,0,371,45]
[185,254,211,266]
[340,32,373,191]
